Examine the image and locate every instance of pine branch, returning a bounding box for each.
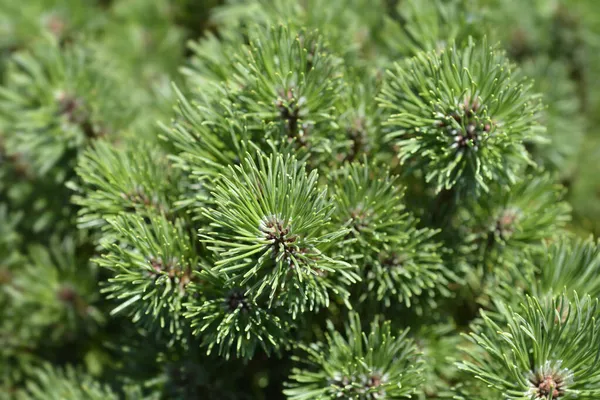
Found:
[201,152,358,317]
[533,236,600,300]
[285,312,424,399]
[459,293,600,399]
[73,141,182,230]
[96,214,197,337]
[331,160,451,307]
[378,38,544,195]
[184,268,292,360]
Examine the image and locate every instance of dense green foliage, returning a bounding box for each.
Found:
[1,0,600,399]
